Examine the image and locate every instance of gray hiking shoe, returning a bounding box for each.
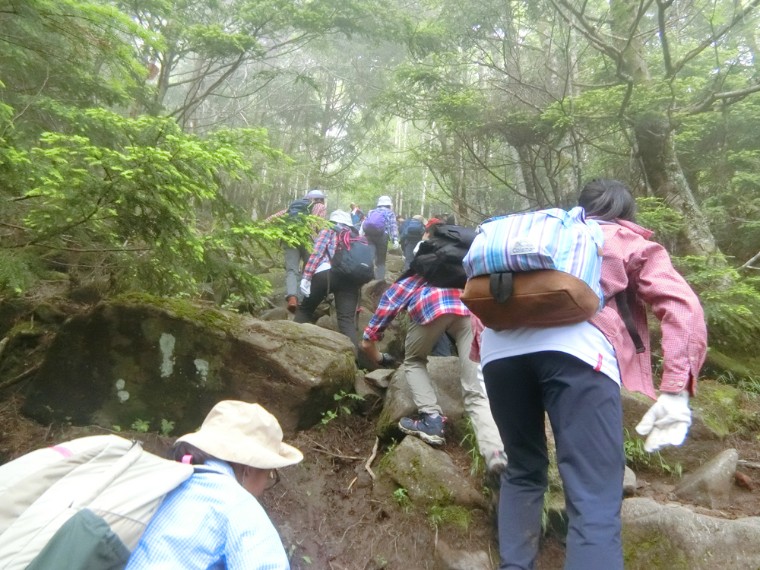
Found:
[398,413,446,446]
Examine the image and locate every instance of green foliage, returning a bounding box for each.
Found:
[160,418,176,436]
[130,418,151,433]
[458,416,484,477]
[320,390,364,425]
[674,255,760,355]
[635,197,685,245]
[623,429,682,477]
[1,109,288,304]
[392,487,411,510]
[427,504,471,532]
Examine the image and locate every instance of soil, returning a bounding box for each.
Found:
[2,292,760,569]
[3,389,760,570]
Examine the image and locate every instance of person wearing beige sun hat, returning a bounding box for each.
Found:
[126,401,302,569]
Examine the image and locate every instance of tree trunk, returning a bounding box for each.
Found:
[634,113,719,256]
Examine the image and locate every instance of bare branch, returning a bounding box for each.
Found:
[669,0,760,78]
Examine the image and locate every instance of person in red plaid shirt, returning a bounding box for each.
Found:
[360,274,507,475]
[476,179,707,570]
[294,210,363,351]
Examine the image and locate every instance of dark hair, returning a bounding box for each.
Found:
[169,441,215,465]
[578,179,636,222]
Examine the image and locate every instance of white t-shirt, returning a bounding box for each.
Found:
[480,321,621,386]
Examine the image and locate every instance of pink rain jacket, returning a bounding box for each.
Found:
[471,219,707,400]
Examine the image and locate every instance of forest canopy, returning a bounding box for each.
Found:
[1,0,759,352]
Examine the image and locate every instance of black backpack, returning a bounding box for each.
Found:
[330,228,375,285]
[403,224,476,288]
[287,198,312,217]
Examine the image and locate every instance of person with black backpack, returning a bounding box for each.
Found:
[359,223,507,476]
[266,189,327,313]
[294,210,373,352]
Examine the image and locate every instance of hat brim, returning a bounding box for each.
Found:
[177,429,303,470]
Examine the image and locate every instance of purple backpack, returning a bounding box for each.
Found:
[363,209,386,236]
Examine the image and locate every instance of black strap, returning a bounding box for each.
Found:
[489,272,513,304]
[614,287,645,354]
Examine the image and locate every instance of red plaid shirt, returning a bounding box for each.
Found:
[470,219,707,399]
[363,275,470,341]
[302,227,337,280]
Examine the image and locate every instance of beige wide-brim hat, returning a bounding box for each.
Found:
[176,401,303,469]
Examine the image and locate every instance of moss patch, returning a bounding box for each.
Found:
[113,293,242,334]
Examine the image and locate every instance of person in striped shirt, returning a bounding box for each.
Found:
[360,274,507,474]
[126,401,302,570]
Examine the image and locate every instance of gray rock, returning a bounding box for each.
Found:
[364,369,394,390]
[674,448,739,508]
[377,436,487,510]
[377,356,466,438]
[435,540,493,570]
[22,300,356,435]
[622,497,760,568]
[623,465,637,497]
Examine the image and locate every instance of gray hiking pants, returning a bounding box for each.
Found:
[404,313,504,460]
[284,244,309,300]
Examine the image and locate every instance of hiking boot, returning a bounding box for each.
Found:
[286,296,298,314]
[399,414,446,446]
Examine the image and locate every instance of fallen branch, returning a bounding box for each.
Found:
[738,459,760,469]
[0,364,41,391]
[302,436,361,461]
[364,437,379,481]
[0,336,8,365]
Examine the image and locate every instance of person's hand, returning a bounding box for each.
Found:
[299,278,311,297]
[377,353,397,368]
[635,391,691,452]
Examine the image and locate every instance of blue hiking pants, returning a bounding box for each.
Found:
[483,351,624,570]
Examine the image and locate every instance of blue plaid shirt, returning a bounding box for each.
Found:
[126,460,289,570]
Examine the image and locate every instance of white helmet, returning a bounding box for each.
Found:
[304,189,326,200]
[328,209,353,226]
[377,195,392,207]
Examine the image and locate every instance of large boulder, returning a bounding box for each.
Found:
[622,497,760,568]
[22,298,356,435]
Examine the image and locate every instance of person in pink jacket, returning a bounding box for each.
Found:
[476,178,707,570]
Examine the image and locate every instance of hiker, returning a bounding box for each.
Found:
[350,202,365,227]
[126,400,302,569]
[361,195,399,280]
[400,214,426,271]
[295,209,370,351]
[476,179,708,569]
[267,189,327,313]
[360,274,507,475]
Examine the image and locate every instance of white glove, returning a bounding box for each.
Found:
[299,278,311,297]
[635,391,691,452]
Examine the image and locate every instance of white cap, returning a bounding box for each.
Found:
[329,209,353,226]
[377,195,392,207]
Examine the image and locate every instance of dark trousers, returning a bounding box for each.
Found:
[294,270,360,349]
[365,232,388,280]
[483,352,624,570]
[401,239,419,271]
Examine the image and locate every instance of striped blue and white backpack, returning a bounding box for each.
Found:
[460,207,605,330]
